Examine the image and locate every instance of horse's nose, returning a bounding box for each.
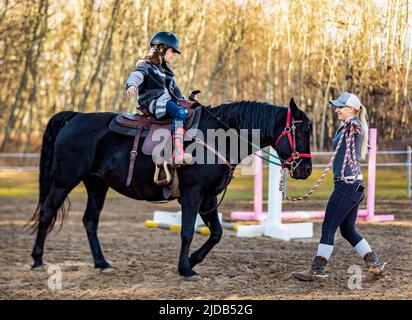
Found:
[305,167,312,177]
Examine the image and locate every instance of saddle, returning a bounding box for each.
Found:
[109,91,202,198]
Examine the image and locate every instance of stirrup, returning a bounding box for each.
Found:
[154,160,172,186]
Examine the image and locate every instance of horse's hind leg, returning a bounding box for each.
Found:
[189,196,223,269]
[31,185,72,269]
[82,176,111,269]
[178,187,203,277]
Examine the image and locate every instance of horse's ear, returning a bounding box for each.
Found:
[289,98,300,119]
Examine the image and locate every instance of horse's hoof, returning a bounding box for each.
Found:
[180,269,199,279]
[95,261,112,269]
[101,267,116,274]
[31,261,44,270]
[184,274,201,281]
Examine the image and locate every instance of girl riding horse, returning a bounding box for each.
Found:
[125,31,191,165]
[29,97,313,278]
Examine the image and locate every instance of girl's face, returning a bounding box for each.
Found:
[335,106,357,122]
[163,48,177,64]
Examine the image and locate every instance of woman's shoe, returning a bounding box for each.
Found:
[364,251,386,280]
[291,256,329,281]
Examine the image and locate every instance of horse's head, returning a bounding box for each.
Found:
[273,98,312,179]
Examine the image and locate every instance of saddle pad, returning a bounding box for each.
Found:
[109,105,202,140]
[109,119,149,137]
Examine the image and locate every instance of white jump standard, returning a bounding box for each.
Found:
[235,147,313,240]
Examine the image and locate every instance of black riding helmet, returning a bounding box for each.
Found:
[150,31,181,55]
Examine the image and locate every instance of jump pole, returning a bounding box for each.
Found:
[144,220,211,235]
[235,147,313,240]
[149,210,223,230]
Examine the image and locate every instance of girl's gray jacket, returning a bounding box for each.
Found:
[125,59,184,119]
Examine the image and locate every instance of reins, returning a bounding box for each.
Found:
[200,105,285,167]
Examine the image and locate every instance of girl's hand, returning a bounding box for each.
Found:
[127,86,137,96]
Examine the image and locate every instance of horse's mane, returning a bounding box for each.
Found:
[207,100,286,139]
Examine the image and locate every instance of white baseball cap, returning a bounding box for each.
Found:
[329,92,362,110]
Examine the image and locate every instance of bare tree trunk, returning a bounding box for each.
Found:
[112,29,130,112]
[312,24,328,150]
[184,0,209,94]
[265,32,278,102]
[0,0,48,151]
[402,0,411,124]
[319,66,334,150]
[285,1,294,96]
[95,2,126,112]
[78,0,120,112]
[70,0,94,110]
[0,0,9,26]
[227,3,246,100]
[204,9,239,102]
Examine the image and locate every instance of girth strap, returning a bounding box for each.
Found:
[126,126,144,186]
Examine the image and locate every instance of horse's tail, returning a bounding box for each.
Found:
[29,111,78,234]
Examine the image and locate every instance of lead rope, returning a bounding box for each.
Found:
[340,122,359,184]
[280,121,360,201]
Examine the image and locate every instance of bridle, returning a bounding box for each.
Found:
[192,105,312,213]
[274,109,312,173]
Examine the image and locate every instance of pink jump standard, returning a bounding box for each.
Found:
[231,151,265,221]
[231,128,394,223]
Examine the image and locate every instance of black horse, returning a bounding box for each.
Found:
[30,98,312,277]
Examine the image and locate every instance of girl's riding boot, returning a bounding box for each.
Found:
[172,127,192,165]
[291,256,329,281]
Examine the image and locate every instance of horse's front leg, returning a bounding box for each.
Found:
[178,187,203,278]
[189,196,222,269]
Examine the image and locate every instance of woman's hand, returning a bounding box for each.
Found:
[127,86,137,96]
[346,119,361,134]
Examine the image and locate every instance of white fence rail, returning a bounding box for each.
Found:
[1,148,411,198]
